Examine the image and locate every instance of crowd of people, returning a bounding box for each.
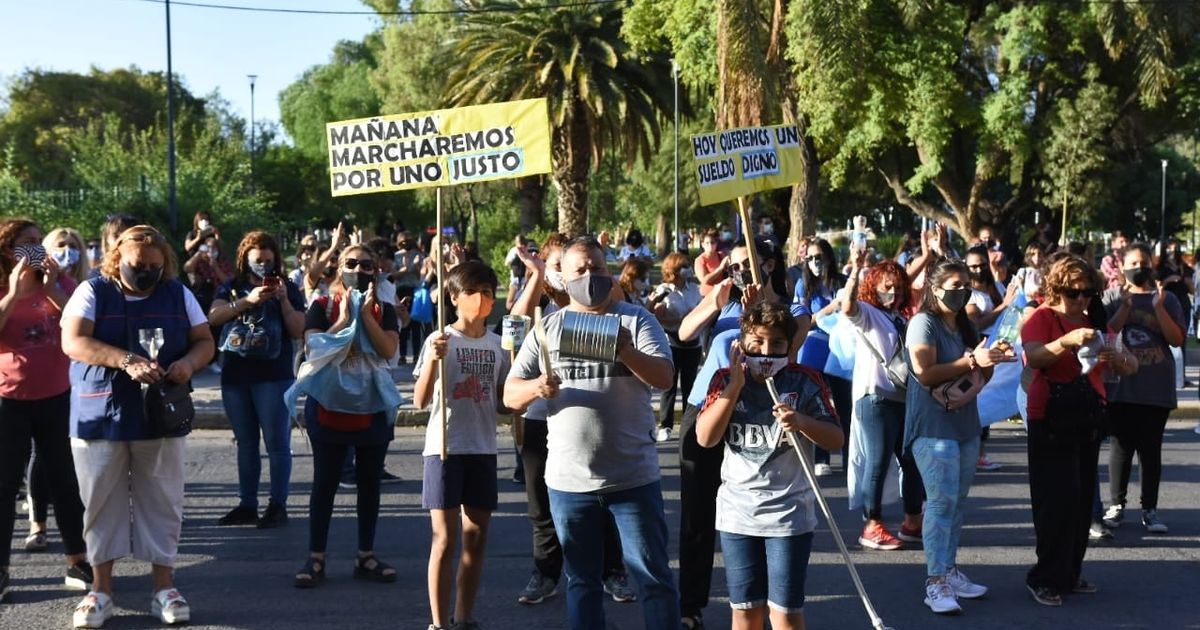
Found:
[0,209,1193,630]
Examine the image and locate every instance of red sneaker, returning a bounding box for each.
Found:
[898,523,923,543]
[858,522,903,550]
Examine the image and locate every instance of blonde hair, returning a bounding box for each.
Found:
[100,225,178,282]
[42,227,88,285]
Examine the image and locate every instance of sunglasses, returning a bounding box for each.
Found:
[803,255,823,263]
[343,258,376,271]
[1062,288,1097,299]
[120,231,163,245]
[966,264,985,270]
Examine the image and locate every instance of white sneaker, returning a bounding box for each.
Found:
[1102,504,1124,529]
[655,427,672,442]
[72,592,114,629]
[151,588,190,625]
[814,463,833,477]
[1194,423,1200,435]
[924,580,961,614]
[946,566,988,599]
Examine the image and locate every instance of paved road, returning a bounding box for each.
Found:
[3,422,1200,630]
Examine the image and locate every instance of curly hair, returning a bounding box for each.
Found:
[0,218,40,291]
[43,227,88,285]
[740,300,799,344]
[858,260,910,311]
[234,231,283,283]
[1042,254,1095,306]
[100,225,178,283]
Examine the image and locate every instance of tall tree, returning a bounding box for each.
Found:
[787,1,1200,236]
[445,0,677,236]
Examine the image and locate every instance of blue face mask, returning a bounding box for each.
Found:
[53,246,80,269]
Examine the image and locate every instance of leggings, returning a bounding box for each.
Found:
[0,392,85,567]
[308,438,388,554]
[1107,402,1170,510]
[29,453,49,523]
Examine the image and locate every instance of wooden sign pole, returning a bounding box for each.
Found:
[735,197,762,286]
[436,186,448,461]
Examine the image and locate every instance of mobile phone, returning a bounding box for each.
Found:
[13,244,46,270]
[263,275,282,290]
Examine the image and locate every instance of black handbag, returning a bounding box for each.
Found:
[144,380,195,437]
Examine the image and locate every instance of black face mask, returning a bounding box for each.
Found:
[342,271,373,293]
[938,287,971,313]
[730,268,755,291]
[120,263,163,292]
[1124,267,1153,286]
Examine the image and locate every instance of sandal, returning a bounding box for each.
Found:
[151,588,190,625]
[72,591,114,629]
[353,554,397,583]
[24,530,47,552]
[294,557,325,589]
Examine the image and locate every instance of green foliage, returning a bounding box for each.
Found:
[370,0,461,115]
[278,39,383,162]
[1041,77,1118,238]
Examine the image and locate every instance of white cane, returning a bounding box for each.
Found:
[764,377,896,630]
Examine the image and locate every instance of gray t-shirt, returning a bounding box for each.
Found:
[702,366,839,536]
[903,311,982,449]
[1102,289,1185,409]
[510,300,672,493]
[414,327,510,456]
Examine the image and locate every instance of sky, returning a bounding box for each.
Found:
[0,0,380,128]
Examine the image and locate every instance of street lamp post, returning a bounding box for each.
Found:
[165,0,177,233]
[1161,159,1168,253]
[248,74,257,195]
[672,58,680,254]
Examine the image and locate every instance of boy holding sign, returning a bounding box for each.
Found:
[413,262,511,630]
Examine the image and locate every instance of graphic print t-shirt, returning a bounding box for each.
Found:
[703,365,840,536]
[416,326,510,456]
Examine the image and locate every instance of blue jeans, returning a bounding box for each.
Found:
[911,436,979,577]
[719,532,813,613]
[549,481,680,630]
[223,379,294,507]
[855,395,924,519]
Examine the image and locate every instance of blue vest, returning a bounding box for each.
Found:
[70,277,194,441]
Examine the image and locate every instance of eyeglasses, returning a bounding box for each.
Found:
[343,258,376,271]
[1062,288,1097,299]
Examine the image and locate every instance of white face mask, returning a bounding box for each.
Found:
[876,290,895,307]
[807,259,824,276]
[546,269,567,292]
[199,219,211,231]
[744,353,790,379]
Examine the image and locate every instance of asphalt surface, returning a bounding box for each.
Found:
[3,419,1200,630]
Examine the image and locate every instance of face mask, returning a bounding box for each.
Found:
[807,259,824,276]
[322,267,336,279]
[681,268,695,281]
[744,352,790,379]
[198,220,211,231]
[730,267,754,291]
[969,271,983,283]
[53,247,80,269]
[566,272,614,308]
[209,248,219,261]
[1124,267,1153,286]
[762,223,774,235]
[546,269,567,292]
[455,292,495,320]
[120,263,163,292]
[721,231,734,241]
[342,271,372,293]
[876,290,895,308]
[88,246,102,263]
[633,279,648,293]
[937,287,971,313]
[249,260,274,279]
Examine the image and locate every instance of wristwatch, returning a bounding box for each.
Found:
[967,352,980,371]
[120,352,135,370]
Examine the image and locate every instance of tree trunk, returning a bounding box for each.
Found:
[785,132,820,265]
[553,103,591,237]
[515,176,545,233]
[655,212,668,257]
[716,0,771,129]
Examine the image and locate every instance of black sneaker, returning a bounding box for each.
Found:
[257,501,289,529]
[1026,584,1062,607]
[338,477,358,490]
[65,561,93,591]
[217,505,259,526]
[379,469,402,484]
[511,468,525,485]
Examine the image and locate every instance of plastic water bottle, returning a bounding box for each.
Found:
[992,305,1022,348]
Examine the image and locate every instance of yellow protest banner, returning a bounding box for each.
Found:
[326,98,552,196]
[691,124,804,206]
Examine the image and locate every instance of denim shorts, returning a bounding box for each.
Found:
[719,531,813,614]
[421,454,498,510]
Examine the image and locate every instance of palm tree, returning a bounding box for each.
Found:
[445,0,676,236]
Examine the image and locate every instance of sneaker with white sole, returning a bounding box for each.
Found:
[946,566,988,599]
[858,522,903,550]
[976,456,1002,471]
[924,579,961,614]
[72,591,114,629]
[65,561,94,591]
[151,588,190,625]
[517,571,558,605]
[1142,509,1168,533]
[1102,504,1124,529]
[1088,520,1114,541]
[603,573,637,603]
[813,463,833,477]
[656,427,672,443]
